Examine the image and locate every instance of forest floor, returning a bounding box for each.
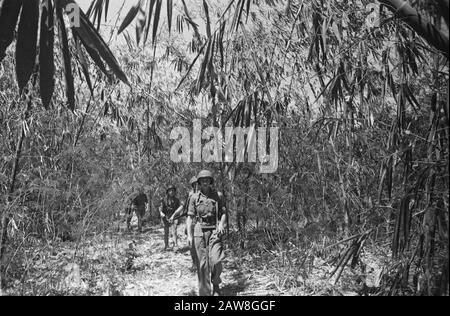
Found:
[2,216,385,296]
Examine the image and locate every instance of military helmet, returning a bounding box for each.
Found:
[190,176,197,185]
[197,170,214,182]
[166,184,176,192]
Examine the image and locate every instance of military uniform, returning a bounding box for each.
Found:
[185,190,199,269]
[160,196,180,249]
[126,192,148,232]
[188,189,226,296]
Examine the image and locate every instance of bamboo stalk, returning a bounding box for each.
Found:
[0,95,33,289]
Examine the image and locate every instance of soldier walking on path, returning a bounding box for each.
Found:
[126,187,149,233]
[169,176,199,272]
[159,185,181,251]
[186,170,227,296]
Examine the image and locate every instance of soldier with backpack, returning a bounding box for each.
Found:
[186,170,227,296]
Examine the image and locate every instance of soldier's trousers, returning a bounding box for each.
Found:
[163,218,178,248]
[194,229,224,296]
[126,206,145,232]
[184,221,198,268]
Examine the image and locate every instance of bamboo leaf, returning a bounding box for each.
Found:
[175,42,207,91]
[197,38,212,94]
[245,0,251,23]
[144,0,156,45]
[66,0,130,86]
[152,0,162,45]
[404,84,420,113]
[387,156,393,201]
[95,0,103,30]
[167,0,173,34]
[86,0,95,17]
[233,102,244,127]
[331,20,341,44]
[74,34,94,96]
[234,0,246,31]
[239,100,247,127]
[218,0,235,24]
[321,16,328,62]
[135,5,146,45]
[39,0,55,109]
[224,103,239,125]
[15,0,39,92]
[218,20,226,68]
[0,0,23,63]
[203,0,212,38]
[181,0,201,40]
[79,33,110,79]
[104,0,109,22]
[117,0,141,34]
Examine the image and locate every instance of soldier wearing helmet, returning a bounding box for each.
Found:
[187,170,227,296]
[169,176,199,271]
[159,184,181,250]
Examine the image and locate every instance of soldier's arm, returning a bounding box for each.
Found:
[217,192,227,233]
[158,201,166,218]
[170,202,185,221]
[186,194,197,244]
[145,194,149,212]
[186,215,194,245]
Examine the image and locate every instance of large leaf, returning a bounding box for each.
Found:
[56,0,75,111]
[15,0,39,92]
[0,0,23,63]
[117,0,141,34]
[64,0,130,86]
[40,0,55,109]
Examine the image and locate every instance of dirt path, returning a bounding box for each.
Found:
[6,219,378,296]
[4,216,287,296]
[115,224,279,296]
